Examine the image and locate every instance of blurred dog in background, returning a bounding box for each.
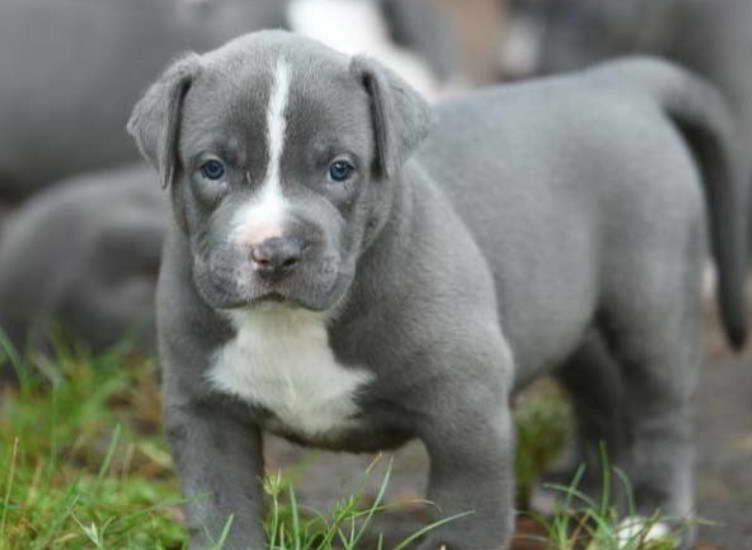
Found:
[0,165,165,377]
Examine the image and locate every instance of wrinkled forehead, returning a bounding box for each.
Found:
[179,44,373,167]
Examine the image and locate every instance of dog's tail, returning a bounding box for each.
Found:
[597,57,748,350]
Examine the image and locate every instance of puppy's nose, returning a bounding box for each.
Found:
[250,237,305,277]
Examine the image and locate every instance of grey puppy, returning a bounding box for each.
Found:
[0,165,166,375]
[128,31,746,549]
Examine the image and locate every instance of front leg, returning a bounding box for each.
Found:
[417,402,515,550]
[407,336,516,550]
[165,403,265,550]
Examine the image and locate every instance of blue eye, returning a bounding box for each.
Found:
[328,160,354,182]
[200,159,225,181]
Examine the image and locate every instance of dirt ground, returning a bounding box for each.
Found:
[264,310,752,549]
[694,320,752,548]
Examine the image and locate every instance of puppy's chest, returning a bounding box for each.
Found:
[207,310,373,439]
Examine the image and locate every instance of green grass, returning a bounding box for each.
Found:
[262,461,471,550]
[0,344,184,549]
[519,449,689,550]
[0,342,687,549]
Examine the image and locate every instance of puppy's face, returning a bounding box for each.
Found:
[129,31,431,313]
[179,51,375,311]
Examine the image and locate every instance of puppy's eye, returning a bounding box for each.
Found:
[328,160,354,182]
[199,159,226,181]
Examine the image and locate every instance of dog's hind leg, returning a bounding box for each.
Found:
[551,329,628,497]
[597,221,705,549]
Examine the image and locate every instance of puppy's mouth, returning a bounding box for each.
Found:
[245,285,316,310]
[196,252,348,313]
[254,292,289,304]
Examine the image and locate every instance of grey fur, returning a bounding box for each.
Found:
[520,0,752,247]
[130,31,746,550]
[0,165,166,377]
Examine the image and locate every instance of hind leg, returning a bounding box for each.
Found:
[552,329,628,496]
[598,231,704,548]
[601,294,699,521]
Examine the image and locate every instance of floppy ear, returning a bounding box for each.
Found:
[350,56,432,178]
[127,53,202,188]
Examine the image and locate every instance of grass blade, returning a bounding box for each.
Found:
[350,457,393,547]
[0,437,20,542]
[96,424,122,490]
[392,510,474,550]
[0,328,23,382]
[289,482,301,550]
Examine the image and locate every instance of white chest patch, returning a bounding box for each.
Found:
[207,307,373,437]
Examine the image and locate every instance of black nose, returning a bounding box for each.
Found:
[250,237,306,278]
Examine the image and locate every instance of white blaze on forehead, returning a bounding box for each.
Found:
[265,57,291,196]
[231,57,293,246]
